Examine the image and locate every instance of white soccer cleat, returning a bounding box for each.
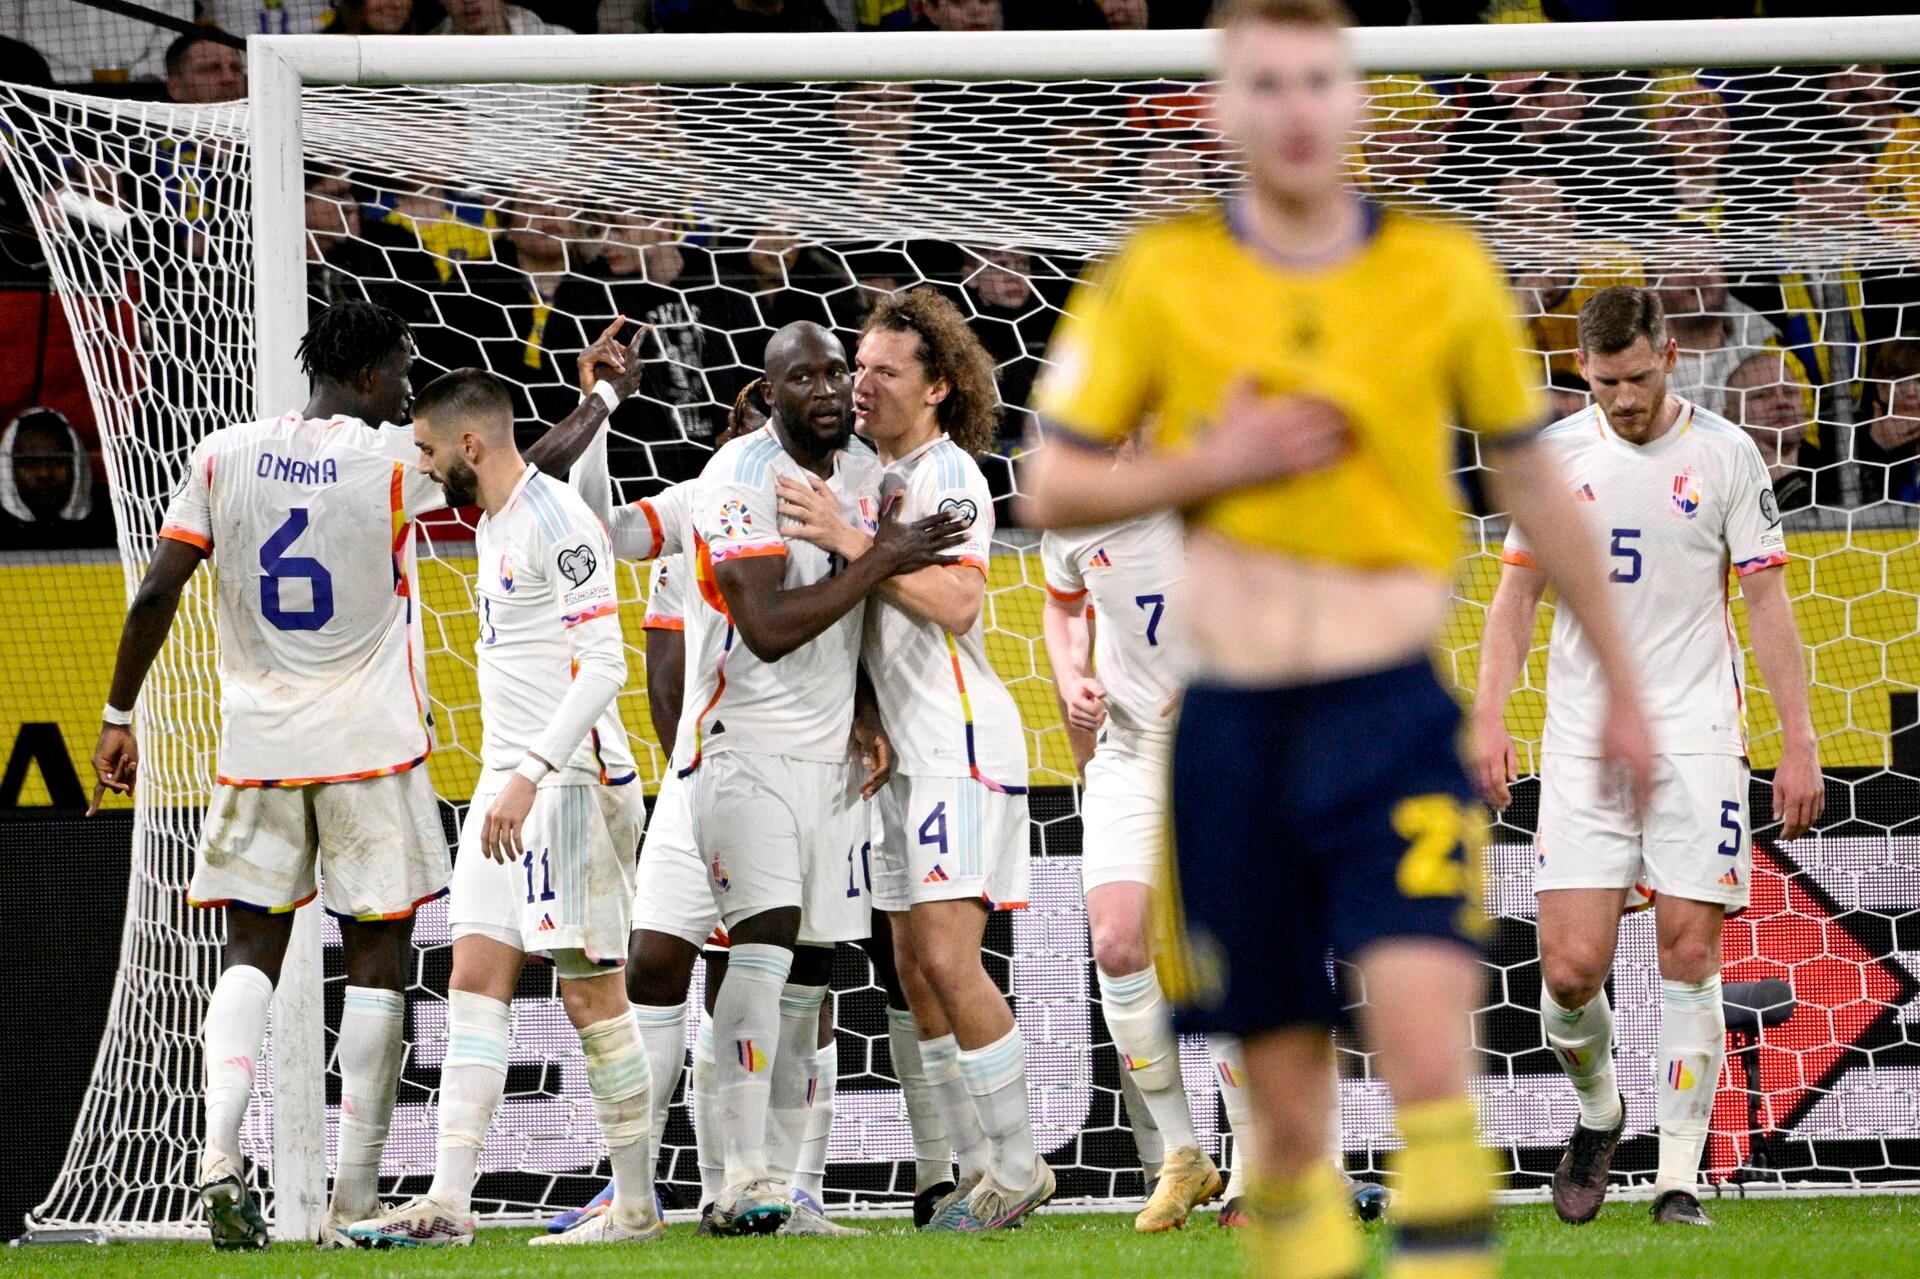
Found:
[317,1203,376,1251]
[528,1204,665,1246]
[778,1188,867,1237]
[704,1177,792,1235]
[344,1194,476,1248]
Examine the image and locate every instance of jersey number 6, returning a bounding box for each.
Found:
[260,507,336,631]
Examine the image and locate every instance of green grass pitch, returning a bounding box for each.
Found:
[5,1200,1916,1279]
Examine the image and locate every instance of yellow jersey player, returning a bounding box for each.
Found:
[1019,4,1654,1278]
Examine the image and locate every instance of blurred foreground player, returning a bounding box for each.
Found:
[1472,287,1823,1228]
[1019,3,1653,1276]
[87,302,639,1250]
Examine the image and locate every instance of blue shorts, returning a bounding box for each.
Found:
[1159,657,1490,1037]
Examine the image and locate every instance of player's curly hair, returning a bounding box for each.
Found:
[861,286,999,458]
[723,377,770,444]
[297,300,411,385]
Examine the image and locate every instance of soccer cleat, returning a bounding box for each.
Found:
[1551,1095,1626,1225]
[777,1188,867,1236]
[529,1206,665,1246]
[1650,1189,1713,1227]
[547,1180,613,1232]
[920,1172,982,1232]
[1216,1196,1249,1228]
[344,1195,476,1248]
[704,1177,792,1236]
[195,1161,268,1252]
[318,1204,377,1250]
[1345,1177,1389,1222]
[957,1158,1056,1232]
[695,1202,720,1237]
[914,1180,957,1229]
[1133,1146,1223,1232]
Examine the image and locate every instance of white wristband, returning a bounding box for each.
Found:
[514,754,552,784]
[102,704,133,727]
[591,380,621,412]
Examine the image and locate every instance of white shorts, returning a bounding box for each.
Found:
[687,752,869,946]
[1079,735,1171,893]
[189,766,448,920]
[449,777,645,974]
[1534,752,1751,911]
[873,772,1030,913]
[631,771,726,950]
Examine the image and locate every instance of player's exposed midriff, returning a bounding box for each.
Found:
[1181,529,1450,686]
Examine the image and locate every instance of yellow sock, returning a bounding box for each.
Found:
[1245,1163,1365,1279]
[1386,1096,1499,1279]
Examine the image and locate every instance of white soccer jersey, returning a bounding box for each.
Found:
[1503,399,1788,758]
[567,423,693,562]
[675,426,883,772]
[1040,512,1188,741]
[865,436,1026,785]
[473,465,637,783]
[158,413,444,786]
[644,553,685,632]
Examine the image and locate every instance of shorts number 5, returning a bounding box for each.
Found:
[1391,793,1486,900]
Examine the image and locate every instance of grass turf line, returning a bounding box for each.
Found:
[4,1200,1916,1279]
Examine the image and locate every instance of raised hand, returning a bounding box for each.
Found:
[576,316,653,401]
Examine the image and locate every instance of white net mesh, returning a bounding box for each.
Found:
[8,52,1920,1236]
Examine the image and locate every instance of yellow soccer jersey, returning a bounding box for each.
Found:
[1036,199,1544,577]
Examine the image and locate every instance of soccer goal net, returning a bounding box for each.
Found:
[7,16,1920,1241]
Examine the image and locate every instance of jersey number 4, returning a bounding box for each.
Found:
[260,507,335,631]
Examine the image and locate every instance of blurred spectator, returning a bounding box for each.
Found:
[324,0,432,32]
[202,0,334,36]
[164,31,246,104]
[1857,337,1920,505]
[855,0,914,27]
[1136,127,1212,209]
[917,0,999,29]
[1726,349,1814,513]
[1825,64,1920,220]
[959,247,1061,445]
[363,183,500,283]
[1654,255,1779,416]
[0,0,191,85]
[1546,370,1590,421]
[304,170,434,325]
[1641,72,1734,228]
[433,0,573,33]
[837,82,917,185]
[0,408,112,549]
[1500,173,1645,379]
[662,0,844,30]
[1098,0,1148,25]
[1357,74,1456,204]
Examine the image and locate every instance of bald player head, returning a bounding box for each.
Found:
[412,366,516,509]
[763,320,854,461]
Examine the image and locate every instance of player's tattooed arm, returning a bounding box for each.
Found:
[1040,589,1103,777]
[777,474,983,634]
[1742,564,1824,839]
[521,318,652,478]
[714,507,967,662]
[1469,561,1547,810]
[89,537,206,813]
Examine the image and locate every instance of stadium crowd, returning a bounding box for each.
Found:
[3,0,1920,549]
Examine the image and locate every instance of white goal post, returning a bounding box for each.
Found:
[11,12,1920,1245]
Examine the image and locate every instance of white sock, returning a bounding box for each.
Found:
[428,990,510,1214]
[693,1012,725,1204]
[767,982,827,1188]
[1119,1071,1165,1180]
[1655,973,1726,1196]
[631,1000,688,1175]
[580,1010,657,1225]
[1098,967,1196,1151]
[712,943,792,1186]
[1210,1034,1253,1200]
[202,964,273,1174]
[332,985,405,1217]
[796,1041,837,1200]
[1543,989,1623,1131]
[887,1007,952,1191]
[957,1027,1039,1189]
[921,1033,990,1184]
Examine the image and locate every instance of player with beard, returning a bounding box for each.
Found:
[683,320,967,1233]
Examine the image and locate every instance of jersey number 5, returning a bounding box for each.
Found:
[260,507,335,631]
[1608,528,1643,584]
